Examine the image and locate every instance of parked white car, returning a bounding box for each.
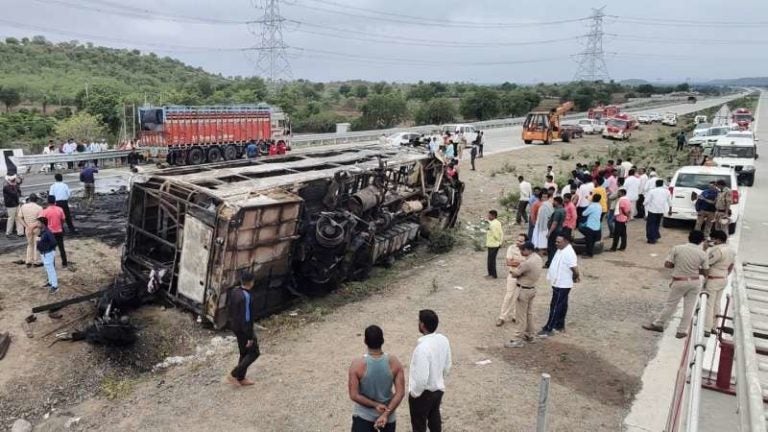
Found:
[664,166,740,234]
[661,113,678,126]
[386,132,422,146]
[637,114,652,124]
[576,118,603,134]
[648,112,663,122]
[688,126,731,150]
[441,124,479,143]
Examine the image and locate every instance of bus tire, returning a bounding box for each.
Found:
[207,146,223,163]
[223,144,238,160]
[187,147,205,165]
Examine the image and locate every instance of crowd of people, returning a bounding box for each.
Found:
[42,138,110,171]
[481,157,737,350]
[2,166,91,297]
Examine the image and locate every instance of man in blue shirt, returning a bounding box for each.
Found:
[226,272,260,386]
[49,173,76,234]
[79,163,99,209]
[245,140,259,159]
[578,194,603,257]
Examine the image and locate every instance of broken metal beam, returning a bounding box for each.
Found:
[31,290,107,313]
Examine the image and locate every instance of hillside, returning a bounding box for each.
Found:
[707,77,768,86]
[0,36,228,104]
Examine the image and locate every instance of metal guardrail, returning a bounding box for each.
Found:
[734,262,767,432]
[11,150,132,167]
[684,292,709,432]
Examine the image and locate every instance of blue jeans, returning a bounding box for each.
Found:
[606,211,616,236]
[543,287,571,332]
[42,251,57,288]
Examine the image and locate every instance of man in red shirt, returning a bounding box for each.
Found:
[39,195,68,267]
[609,189,632,252]
[562,192,578,238]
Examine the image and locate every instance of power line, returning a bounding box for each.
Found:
[573,7,610,81]
[613,34,768,45]
[291,21,584,48]
[31,0,253,25]
[285,1,589,29]
[608,15,768,28]
[251,0,292,83]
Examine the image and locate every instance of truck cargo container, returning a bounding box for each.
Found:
[137,104,291,165]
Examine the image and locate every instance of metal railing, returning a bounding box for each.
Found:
[733,262,767,432]
[685,292,709,432]
[11,150,133,168]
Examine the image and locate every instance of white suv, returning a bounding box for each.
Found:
[664,166,740,234]
[577,118,603,134]
[441,124,478,143]
[712,134,758,186]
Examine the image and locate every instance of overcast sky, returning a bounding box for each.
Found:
[1,0,767,84]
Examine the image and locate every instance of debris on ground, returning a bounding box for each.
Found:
[11,419,32,432]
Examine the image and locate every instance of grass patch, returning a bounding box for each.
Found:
[101,376,137,401]
[428,228,459,254]
[489,161,517,176]
[558,150,572,161]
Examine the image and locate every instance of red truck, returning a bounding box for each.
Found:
[137,104,291,165]
[731,108,754,130]
[588,105,620,121]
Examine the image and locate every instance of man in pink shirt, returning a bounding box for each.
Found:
[39,195,68,267]
[562,192,578,238]
[609,189,632,252]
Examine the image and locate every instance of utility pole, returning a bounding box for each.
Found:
[573,7,610,82]
[251,0,293,87]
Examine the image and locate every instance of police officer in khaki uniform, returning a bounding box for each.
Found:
[504,241,544,348]
[643,230,709,339]
[703,230,735,336]
[713,179,733,236]
[497,233,527,327]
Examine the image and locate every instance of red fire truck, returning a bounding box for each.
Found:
[731,108,754,130]
[587,105,620,121]
[136,104,291,165]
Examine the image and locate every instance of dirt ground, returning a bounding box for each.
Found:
[0,123,694,431]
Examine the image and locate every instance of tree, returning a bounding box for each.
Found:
[338,84,352,97]
[414,98,457,125]
[675,82,691,92]
[354,84,369,98]
[75,85,122,135]
[372,82,390,95]
[636,84,656,97]
[0,87,22,113]
[359,94,408,129]
[54,112,108,142]
[459,88,501,121]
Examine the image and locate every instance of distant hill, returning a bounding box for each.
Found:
[0,36,231,104]
[619,79,650,86]
[707,77,768,86]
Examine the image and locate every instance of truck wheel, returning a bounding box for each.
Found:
[562,132,571,143]
[223,144,238,160]
[729,222,736,235]
[187,147,205,165]
[745,175,755,187]
[207,146,223,163]
[524,140,532,144]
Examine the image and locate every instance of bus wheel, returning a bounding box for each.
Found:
[223,144,238,160]
[187,147,205,165]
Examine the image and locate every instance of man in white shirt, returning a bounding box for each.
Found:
[623,169,641,218]
[409,309,451,432]
[576,180,594,223]
[63,138,76,170]
[539,233,580,337]
[644,170,659,195]
[619,158,633,179]
[636,168,649,219]
[644,179,671,244]
[544,174,558,196]
[516,176,532,225]
[49,173,76,233]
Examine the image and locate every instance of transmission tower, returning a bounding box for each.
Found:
[251,0,292,83]
[573,7,610,82]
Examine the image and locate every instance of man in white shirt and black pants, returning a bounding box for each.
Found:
[409,309,451,432]
[538,233,580,337]
[516,176,532,225]
[644,179,671,244]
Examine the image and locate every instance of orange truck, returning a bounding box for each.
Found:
[522,101,574,145]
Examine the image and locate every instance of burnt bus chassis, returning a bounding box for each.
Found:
[122,144,463,328]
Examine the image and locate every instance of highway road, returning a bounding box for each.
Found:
[12,92,749,199]
[479,92,752,156]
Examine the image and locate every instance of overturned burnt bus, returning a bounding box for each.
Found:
[123,144,463,328]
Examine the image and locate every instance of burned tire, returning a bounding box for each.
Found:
[207,146,223,163]
[223,144,238,161]
[187,147,205,165]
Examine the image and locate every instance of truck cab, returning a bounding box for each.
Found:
[731,108,754,130]
[712,133,758,186]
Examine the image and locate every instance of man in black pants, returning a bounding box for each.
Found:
[227,272,260,387]
[409,310,451,432]
[609,189,631,252]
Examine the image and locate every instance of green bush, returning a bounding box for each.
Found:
[428,229,458,254]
